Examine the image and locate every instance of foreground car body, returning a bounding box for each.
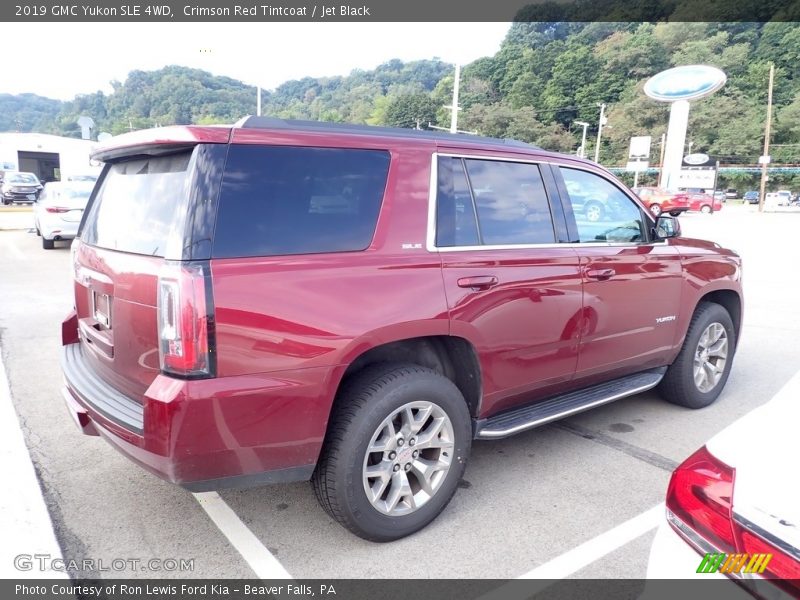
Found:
[647,370,800,597]
[61,119,742,540]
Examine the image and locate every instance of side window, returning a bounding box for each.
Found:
[212,146,390,258]
[436,157,479,247]
[435,157,556,247]
[465,159,555,245]
[560,167,645,244]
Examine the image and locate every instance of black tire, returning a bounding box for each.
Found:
[658,302,736,409]
[668,211,682,217]
[42,237,55,250]
[700,205,712,214]
[312,363,472,542]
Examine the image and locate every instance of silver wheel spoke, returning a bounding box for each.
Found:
[385,470,414,512]
[365,462,393,501]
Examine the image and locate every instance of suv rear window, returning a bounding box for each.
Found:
[212,146,390,258]
[81,152,192,256]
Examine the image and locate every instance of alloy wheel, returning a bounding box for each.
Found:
[362,401,454,516]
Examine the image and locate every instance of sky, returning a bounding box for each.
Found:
[2,23,511,100]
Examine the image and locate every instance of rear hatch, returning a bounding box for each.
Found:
[73,143,221,401]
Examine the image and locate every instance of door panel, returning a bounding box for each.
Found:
[443,249,583,416]
[555,165,683,380]
[434,155,583,417]
[577,244,682,377]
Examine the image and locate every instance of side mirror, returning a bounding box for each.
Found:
[654,215,681,239]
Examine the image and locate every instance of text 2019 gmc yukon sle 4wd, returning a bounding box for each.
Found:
[60,118,742,541]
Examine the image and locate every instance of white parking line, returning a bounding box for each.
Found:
[518,503,665,579]
[0,351,67,579]
[193,491,292,579]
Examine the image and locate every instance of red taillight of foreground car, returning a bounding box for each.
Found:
[157,262,215,378]
[45,206,70,213]
[666,445,736,552]
[738,530,800,595]
[668,445,800,594]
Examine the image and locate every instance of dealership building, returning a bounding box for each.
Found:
[0,133,102,183]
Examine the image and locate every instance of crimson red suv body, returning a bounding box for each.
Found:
[61,118,743,540]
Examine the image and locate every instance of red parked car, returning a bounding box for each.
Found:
[61,118,743,541]
[632,186,691,217]
[683,189,724,213]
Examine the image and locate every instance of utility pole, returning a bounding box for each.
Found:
[446,64,461,134]
[594,103,607,163]
[574,121,589,158]
[657,132,666,187]
[435,65,475,135]
[758,63,775,213]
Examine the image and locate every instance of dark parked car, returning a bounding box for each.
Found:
[61,118,743,541]
[1,171,43,204]
[743,191,760,205]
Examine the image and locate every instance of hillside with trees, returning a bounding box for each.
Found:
[2,22,799,189]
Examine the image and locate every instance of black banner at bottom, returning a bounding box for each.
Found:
[3,579,797,600]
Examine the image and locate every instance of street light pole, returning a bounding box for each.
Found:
[574,121,589,158]
[758,63,775,214]
[594,103,607,163]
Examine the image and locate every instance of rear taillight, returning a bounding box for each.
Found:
[45,206,69,213]
[157,262,215,378]
[668,445,800,593]
[666,445,736,552]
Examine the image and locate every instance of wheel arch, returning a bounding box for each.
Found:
[332,334,483,420]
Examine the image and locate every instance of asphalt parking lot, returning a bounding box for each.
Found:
[1,203,799,581]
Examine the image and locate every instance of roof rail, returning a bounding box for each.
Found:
[235,115,538,149]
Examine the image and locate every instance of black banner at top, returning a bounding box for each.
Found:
[2,0,800,22]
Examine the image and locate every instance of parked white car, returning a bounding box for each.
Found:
[647,369,800,597]
[34,181,95,249]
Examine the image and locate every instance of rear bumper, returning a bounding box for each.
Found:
[39,216,79,241]
[61,342,329,490]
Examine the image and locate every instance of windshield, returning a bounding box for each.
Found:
[7,173,39,184]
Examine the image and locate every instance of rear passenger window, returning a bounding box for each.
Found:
[435,157,555,247]
[212,146,390,258]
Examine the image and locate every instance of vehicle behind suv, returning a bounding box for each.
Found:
[743,190,760,205]
[2,171,43,204]
[631,186,691,217]
[61,118,743,541]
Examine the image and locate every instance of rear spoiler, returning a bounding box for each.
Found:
[91,126,232,162]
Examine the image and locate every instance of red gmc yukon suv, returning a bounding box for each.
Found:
[61,118,743,541]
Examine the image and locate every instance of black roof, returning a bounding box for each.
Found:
[236,115,538,150]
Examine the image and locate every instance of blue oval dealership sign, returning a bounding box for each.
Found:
[644,65,727,102]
